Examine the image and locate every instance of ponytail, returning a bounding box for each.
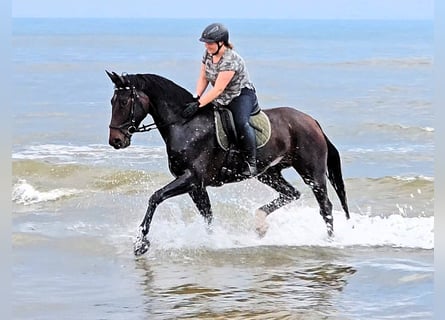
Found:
[225,41,234,49]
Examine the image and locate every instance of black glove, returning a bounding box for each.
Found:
[181,101,200,118]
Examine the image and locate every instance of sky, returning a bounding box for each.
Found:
[12,0,434,20]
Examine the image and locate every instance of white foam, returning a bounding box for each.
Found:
[12,143,165,164]
[12,179,81,205]
[393,175,434,182]
[131,204,434,252]
[19,200,431,252]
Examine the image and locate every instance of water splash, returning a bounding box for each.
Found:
[118,204,434,253]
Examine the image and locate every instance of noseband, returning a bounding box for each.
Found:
[109,85,157,138]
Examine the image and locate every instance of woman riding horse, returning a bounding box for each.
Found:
[106,70,350,256]
[182,22,259,177]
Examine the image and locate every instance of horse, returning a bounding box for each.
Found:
[106,71,350,256]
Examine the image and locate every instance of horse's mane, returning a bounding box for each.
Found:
[126,73,193,105]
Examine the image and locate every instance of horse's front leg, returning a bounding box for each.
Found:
[134,170,195,256]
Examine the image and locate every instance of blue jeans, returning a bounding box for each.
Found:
[226,87,259,162]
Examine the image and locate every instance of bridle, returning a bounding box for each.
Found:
[108,85,157,138]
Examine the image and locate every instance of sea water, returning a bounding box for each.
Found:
[12,18,433,319]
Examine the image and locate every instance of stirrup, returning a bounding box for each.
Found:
[241,161,258,178]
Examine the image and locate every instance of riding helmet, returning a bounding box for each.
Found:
[199,23,229,43]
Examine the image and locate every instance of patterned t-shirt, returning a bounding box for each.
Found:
[202,48,254,106]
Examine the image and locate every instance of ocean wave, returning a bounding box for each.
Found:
[392,175,434,182]
[12,143,165,164]
[335,57,432,67]
[344,176,433,218]
[348,145,433,156]
[12,179,82,205]
[12,159,169,205]
[12,157,433,218]
[363,122,434,134]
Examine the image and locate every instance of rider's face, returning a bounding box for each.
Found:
[205,41,220,55]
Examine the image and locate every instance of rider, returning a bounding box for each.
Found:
[182,22,259,178]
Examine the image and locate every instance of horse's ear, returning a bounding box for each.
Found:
[106,70,118,85]
[105,70,126,88]
[119,73,131,87]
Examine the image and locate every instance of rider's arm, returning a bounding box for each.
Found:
[198,70,234,107]
[195,63,209,98]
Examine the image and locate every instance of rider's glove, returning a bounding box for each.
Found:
[181,101,200,118]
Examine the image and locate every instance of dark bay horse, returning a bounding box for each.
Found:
[106,71,349,256]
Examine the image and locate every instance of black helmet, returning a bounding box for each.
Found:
[199,23,229,44]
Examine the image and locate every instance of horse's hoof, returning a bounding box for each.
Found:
[205,224,214,235]
[134,237,150,256]
[256,227,267,238]
[255,209,269,238]
[327,228,334,238]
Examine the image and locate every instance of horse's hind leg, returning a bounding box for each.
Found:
[189,187,213,226]
[301,173,334,237]
[255,168,301,236]
[257,169,301,214]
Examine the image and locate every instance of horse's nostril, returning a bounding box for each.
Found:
[109,137,121,148]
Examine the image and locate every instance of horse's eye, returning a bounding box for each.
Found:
[119,98,128,107]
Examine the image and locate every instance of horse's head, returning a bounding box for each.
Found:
[106,71,150,149]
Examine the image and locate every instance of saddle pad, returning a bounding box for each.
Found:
[214,110,271,151]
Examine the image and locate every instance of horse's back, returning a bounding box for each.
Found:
[264,106,325,140]
[261,106,328,163]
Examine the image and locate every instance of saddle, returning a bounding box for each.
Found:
[214,106,271,151]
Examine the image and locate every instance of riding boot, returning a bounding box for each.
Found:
[240,125,258,178]
[241,156,258,178]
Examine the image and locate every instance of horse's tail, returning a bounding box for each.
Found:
[316,122,350,219]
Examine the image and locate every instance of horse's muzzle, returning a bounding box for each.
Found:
[109,131,131,149]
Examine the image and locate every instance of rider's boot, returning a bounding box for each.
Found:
[241,158,258,177]
[240,125,258,178]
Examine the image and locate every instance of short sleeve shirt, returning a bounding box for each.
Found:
[202,48,254,106]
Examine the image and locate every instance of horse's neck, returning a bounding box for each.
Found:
[140,77,188,121]
[149,99,179,125]
[138,74,192,135]
[150,105,178,146]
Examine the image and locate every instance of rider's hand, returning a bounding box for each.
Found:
[181,101,200,118]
